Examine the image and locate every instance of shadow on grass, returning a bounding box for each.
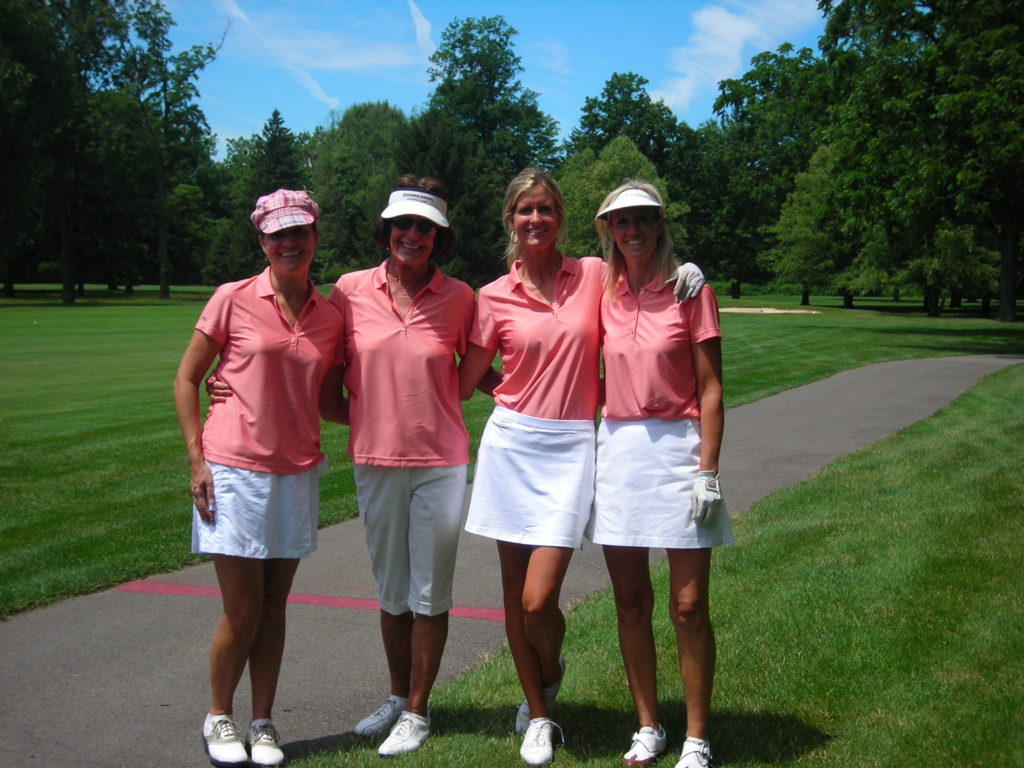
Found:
[281,702,833,765]
[285,730,365,760]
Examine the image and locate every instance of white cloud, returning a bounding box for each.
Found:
[407,0,435,58]
[211,0,249,24]
[285,65,339,110]
[528,41,571,78]
[654,0,822,113]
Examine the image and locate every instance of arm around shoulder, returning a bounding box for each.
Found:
[458,342,498,401]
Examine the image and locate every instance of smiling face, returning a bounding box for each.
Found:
[509,185,561,254]
[387,215,437,273]
[259,224,318,278]
[608,206,664,267]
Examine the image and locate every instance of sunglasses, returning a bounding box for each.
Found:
[390,217,436,235]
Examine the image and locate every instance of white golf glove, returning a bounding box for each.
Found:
[691,471,723,524]
[666,262,705,302]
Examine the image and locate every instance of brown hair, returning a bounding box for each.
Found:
[372,174,455,260]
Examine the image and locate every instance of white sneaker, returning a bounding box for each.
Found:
[623,724,667,766]
[515,656,567,734]
[354,695,407,737]
[674,737,712,768]
[377,711,430,757]
[247,722,285,767]
[519,717,563,766]
[202,716,248,767]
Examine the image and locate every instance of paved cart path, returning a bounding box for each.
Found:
[0,354,1018,767]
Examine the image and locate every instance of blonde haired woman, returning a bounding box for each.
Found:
[459,171,706,765]
[590,180,732,768]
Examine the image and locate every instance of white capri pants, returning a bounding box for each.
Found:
[354,464,467,616]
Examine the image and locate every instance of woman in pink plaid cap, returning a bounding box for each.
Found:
[174,189,345,768]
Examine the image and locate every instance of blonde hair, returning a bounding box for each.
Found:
[502,168,568,268]
[595,180,675,296]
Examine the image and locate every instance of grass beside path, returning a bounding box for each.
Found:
[0,291,1022,619]
[292,363,1024,767]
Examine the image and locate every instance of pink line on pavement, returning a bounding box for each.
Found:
[116,580,505,622]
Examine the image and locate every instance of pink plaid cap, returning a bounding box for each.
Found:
[250,189,320,234]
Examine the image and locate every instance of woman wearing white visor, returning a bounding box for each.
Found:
[458,170,706,766]
[591,180,732,768]
[323,176,476,757]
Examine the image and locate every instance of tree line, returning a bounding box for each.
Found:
[2,1,1020,320]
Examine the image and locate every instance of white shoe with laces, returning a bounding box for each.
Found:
[515,656,567,734]
[202,716,248,767]
[519,717,563,766]
[247,722,285,767]
[377,711,430,757]
[354,695,407,737]
[674,737,712,768]
[623,724,667,766]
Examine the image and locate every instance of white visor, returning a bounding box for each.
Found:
[380,188,450,228]
[596,187,663,220]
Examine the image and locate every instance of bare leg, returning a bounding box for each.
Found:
[603,546,659,728]
[248,558,300,720]
[380,610,414,699]
[208,556,265,716]
[667,548,714,740]
[406,612,450,716]
[498,541,573,720]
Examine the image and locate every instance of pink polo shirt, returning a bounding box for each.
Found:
[601,280,721,421]
[197,268,346,474]
[472,255,602,421]
[329,261,475,467]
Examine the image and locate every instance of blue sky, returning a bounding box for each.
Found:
[166,0,827,157]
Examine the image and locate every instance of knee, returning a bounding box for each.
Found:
[614,586,654,627]
[669,594,708,631]
[223,603,263,641]
[521,588,560,621]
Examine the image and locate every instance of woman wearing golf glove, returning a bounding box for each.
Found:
[588,181,732,768]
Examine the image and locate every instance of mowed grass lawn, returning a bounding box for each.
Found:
[291,361,1023,768]
[1,286,1022,766]
[0,286,1021,618]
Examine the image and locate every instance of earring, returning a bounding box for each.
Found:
[509,230,519,244]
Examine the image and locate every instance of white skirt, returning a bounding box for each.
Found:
[589,418,733,549]
[192,458,327,559]
[465,406,595,548]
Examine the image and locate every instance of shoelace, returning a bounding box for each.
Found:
[390,715,415,739]
[524,719,565,747]
[250,725,278,745]
[371,701,399,720]
[211,719,240,742]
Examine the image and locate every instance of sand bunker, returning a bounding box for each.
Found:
[720,307,821,314]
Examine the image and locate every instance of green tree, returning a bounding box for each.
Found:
[712,44,831,296]
[762,145,855,304]
[565,72,680,175]
[398,108,506,287]
[0,0,216,300]
[821,0,1021,319]
[252,109,305,196]
[308,102,405,277]
[427,16,559,173]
